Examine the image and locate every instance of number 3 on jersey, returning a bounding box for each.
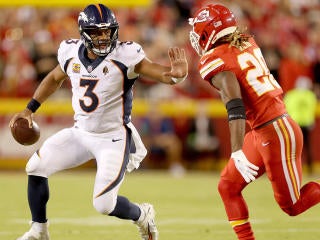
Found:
[79,78,99,112]
[238,48,281,96]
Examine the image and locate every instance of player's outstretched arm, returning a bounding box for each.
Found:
[212,71,259,182]
[9,64,67,128]
[135,47,188,84]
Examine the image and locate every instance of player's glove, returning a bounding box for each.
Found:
[231,150,259,183]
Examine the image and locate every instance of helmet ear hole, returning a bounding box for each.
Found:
[200,31,209,45]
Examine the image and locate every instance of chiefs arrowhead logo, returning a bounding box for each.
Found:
[189,9,210,26]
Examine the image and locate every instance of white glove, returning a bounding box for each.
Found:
[231,150,259,183]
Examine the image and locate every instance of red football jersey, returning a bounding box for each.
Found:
[199,37,287,129]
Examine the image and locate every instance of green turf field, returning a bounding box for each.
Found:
[1,170,319,240]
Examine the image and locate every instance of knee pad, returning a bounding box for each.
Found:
[93,194,117,215]
[218,179,235,196]
[218,178,244,200]
[218,179,229,196]
[26,151,47,177]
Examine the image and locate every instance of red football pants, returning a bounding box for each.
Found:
[218,115,320,221]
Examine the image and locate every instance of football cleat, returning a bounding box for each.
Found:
[134,203,158,240]
[16,222,49,240]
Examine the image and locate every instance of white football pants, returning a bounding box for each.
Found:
[26,125,133,214]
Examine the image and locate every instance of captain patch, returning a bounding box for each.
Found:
[72,63,81,73]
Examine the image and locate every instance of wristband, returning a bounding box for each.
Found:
[226,98,246,121]
[171,75,187,84]
[27,98,41,113]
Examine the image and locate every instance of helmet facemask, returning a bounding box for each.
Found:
[189,30,201,56]
[81,25,118,56]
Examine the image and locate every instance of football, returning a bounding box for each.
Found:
[10,118,40,145]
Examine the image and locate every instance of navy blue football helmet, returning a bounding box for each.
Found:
[78,4,119,56]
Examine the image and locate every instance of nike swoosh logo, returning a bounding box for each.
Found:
[112,138,122,142]
[200,59,206,65]
[137,48,142,53]
[262,142,270,147]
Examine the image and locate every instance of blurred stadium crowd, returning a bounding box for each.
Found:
[0,0,319,98]
[0,0,320,173]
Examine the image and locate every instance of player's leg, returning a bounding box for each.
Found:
[218,131,264,240]
[17,128,93,240]
[90,126,158,240]
[262,117,320,216]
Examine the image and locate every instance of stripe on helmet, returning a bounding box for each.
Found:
[95,4,103,21]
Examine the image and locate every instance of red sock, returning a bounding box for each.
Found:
[233,222,255,240]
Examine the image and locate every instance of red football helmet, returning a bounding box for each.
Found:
[189,4,237,55]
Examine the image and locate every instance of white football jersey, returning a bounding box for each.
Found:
[57,39,145,133]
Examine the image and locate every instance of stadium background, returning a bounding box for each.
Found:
[0,0,320,173]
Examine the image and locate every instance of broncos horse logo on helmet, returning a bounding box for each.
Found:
[78,4,119,56]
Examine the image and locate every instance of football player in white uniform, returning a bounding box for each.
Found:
[9,3,188,240]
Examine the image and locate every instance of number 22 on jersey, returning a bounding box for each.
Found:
[238,48,281,96]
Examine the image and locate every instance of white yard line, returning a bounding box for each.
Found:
[8,217,284,226]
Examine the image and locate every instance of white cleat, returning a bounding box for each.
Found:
[135,203,158,240]
[16,222,49,240]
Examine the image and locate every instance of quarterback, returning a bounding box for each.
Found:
[9,3,187,240]
[189,4,320,240]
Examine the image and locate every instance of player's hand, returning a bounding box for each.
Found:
[231,150,259,183]
[163,47,188,83]
[9,109,33,128]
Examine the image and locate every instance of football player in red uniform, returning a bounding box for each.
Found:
[189,4,320,240]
